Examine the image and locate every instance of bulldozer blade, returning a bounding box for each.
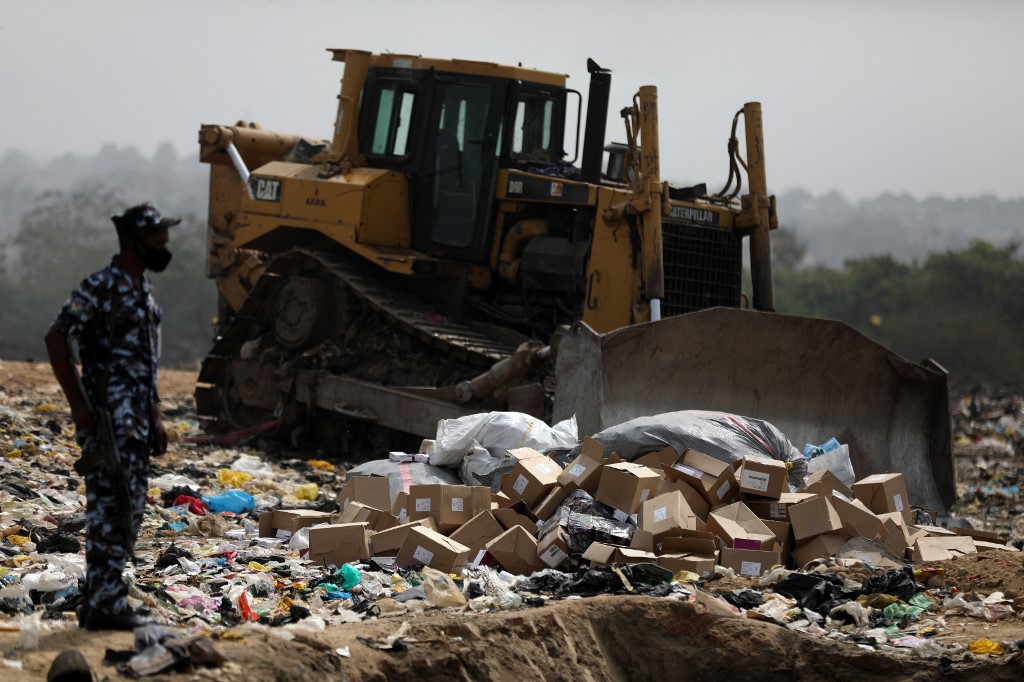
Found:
[553,308,954,513]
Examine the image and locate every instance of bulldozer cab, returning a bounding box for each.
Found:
[358,67,569,262]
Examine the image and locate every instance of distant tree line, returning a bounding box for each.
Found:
[773,233,1024,387]
[0,186,216,368]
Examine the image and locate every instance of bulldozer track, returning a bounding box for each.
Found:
[199,249,519,411]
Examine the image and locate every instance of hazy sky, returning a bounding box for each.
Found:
[2,0,1021,200]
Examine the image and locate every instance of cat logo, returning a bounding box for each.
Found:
[251,178,281,202]
[550,182,563,198]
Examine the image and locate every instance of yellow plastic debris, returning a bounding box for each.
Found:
[33,403,61,412]
[6,449,23,459]
[217,469,253,488]
[968,638,1004,655]
[672,570,702,584]
[307,460,336,471]
[294,483,320,500]
[248,561,270,572]
[6,535,31,546]
[856,593,899,608]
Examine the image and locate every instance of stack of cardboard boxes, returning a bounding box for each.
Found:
[265,441,1015,577]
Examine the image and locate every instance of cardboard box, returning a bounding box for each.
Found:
[761,519,793,566]
[396,526,470,572]
[830,495,882,538]
[788,495,843,542]
[501,456,562,508]
[640,490,699,541]
[852,473,911,524]
[656,478,711,521]
[337,502,399,532]
[952,526,1007,543]
[746,492,815,522]
[974,540,1020,553]
[339,475,391,513]
[706,502,775,550]
[506,447,546,462]
[737,457,788,500]
[800,470,854,499]
[556,447,605,494]
[407,484,491,533]
[537,527,572,568]
[658,553,717,576]
[533,485,572,521]
[307,523,372,566]
[634,446,677,473]
[258,509,335,539]
[448,511,505,559]
[660,529,719,557]
[630,529,656,553]
[790,533,845,567]
[582,543,658,567]
[392,491,409,522]
[879,515,910,558]
[485,526,544,575]
[370,519,436,556]
[910,536,977,562]
[596,462,662,515]
[492,507,538,536]
[665,449,737,506]
[719,548,780,577]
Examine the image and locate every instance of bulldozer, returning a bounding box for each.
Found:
[196,50,954,513]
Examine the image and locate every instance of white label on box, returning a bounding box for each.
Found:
[415,498,432,512]
[741,470,770,493]
[451,497,464,512]
[569,464,587,478]
[613,509,629,522]
[513,474,529,495]
[471,549,487,567]
[717,480,732,500]
[893,494,904,512]
[275,529,293,539]
[770,503,786,519]
[640,489,651,502]
[398,509,408,522]
[540,545,568,567]
[674,464,704,479]
[536,463,552,475]
[412,546,434,565]
[739,561,762,577]
[653,506,668,523]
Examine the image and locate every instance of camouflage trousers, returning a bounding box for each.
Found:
[80,436,150,613]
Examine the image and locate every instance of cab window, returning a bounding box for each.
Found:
[369,85,417,158]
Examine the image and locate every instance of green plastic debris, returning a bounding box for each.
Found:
[908,593,935,612]
[337,563,361,590]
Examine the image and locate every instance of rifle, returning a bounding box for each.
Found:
[69,292,136,565]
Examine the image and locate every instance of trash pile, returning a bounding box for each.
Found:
[1,372,1023,676]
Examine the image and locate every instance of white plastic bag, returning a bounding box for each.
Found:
[805,444,856,487]
[431,411,578,468]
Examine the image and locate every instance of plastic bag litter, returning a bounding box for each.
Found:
[150,473,200,491]
[968,638,1005,655]
[420,567,467,608]
[805,444,856,487]
[230,453,275,478]
[567,410,806,486]
[431,411,578,469]
[830,601,871,627]
[346,459,461,501]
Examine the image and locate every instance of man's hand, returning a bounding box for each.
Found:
[153,419,168,456]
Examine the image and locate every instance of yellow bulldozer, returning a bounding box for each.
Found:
[196,50,954,513]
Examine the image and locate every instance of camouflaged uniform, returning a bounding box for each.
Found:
[52,255,162,615]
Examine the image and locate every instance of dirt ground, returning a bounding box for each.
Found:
[2,360,1023,681]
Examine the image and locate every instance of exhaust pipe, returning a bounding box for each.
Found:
[581,59,611,184]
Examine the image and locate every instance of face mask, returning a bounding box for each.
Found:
[134,240,173,272]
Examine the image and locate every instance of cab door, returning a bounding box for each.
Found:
[412,77,503,262]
